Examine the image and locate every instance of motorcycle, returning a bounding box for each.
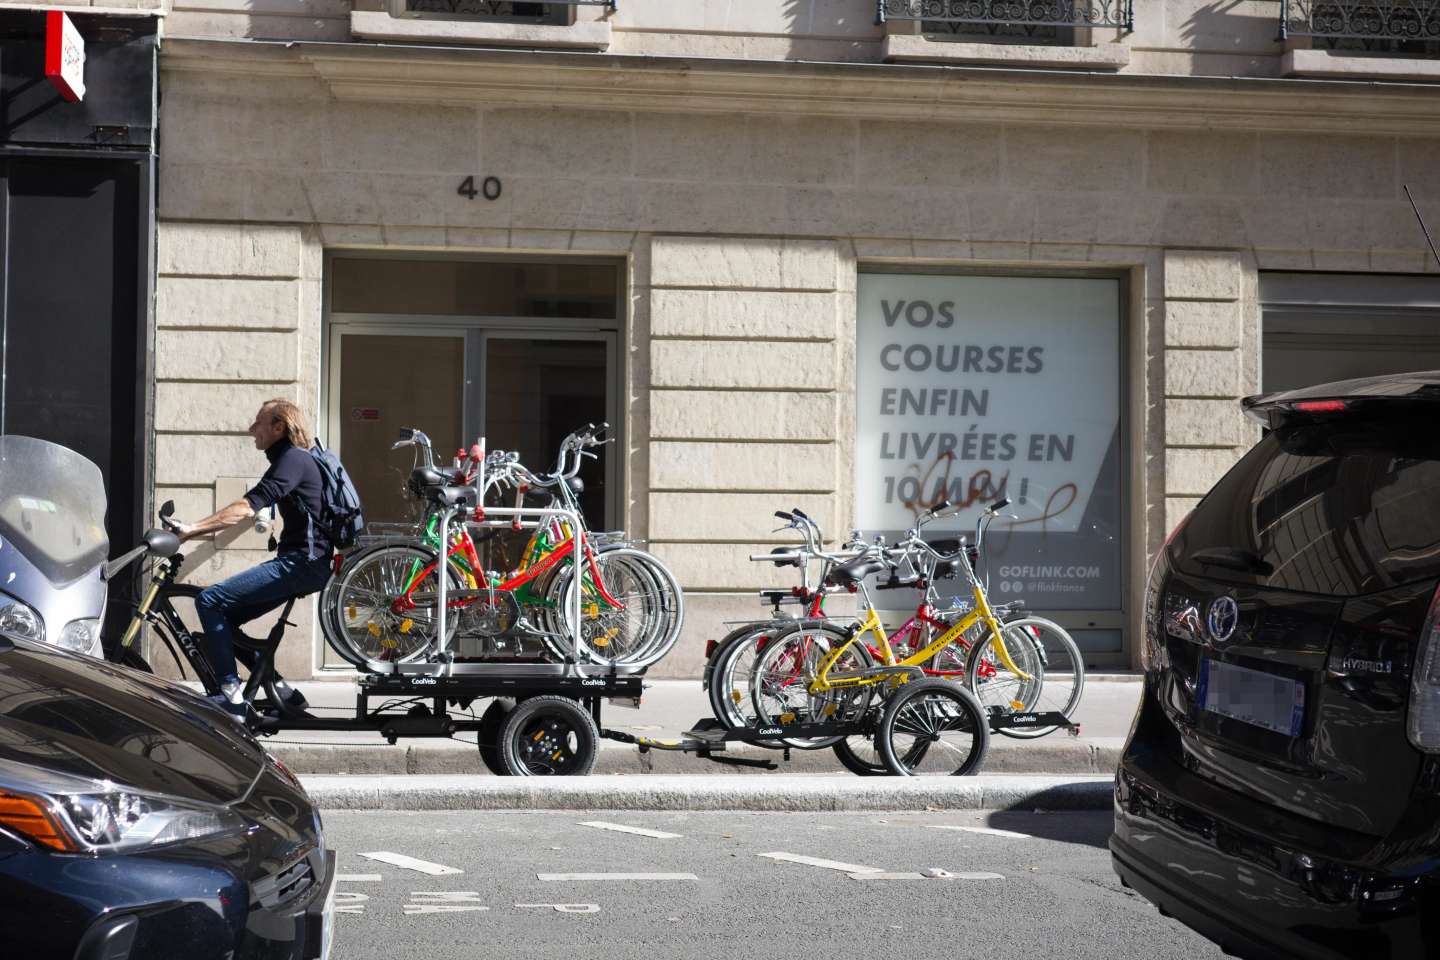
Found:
[0,435,110,657]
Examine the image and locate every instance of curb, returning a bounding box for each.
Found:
[268,740,1123,777]
[300,774,1115,812]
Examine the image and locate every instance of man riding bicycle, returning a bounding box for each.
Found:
[175,399,332,716]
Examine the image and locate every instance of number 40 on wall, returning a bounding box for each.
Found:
[458,176,502,201]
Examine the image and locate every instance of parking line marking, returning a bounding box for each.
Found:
[537,873,698,882]
[928,826,1033,840]
[578,821,682,839]
[849,870,1006,881]
[758,852,884,874]
[358,852,463,876]
[336,874,383,882]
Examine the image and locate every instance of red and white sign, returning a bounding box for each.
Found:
[45,12,86,103]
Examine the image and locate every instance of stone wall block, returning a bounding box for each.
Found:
[1259,135,1395,201]
[1164,399,1250,447]
[483,108,633,179]
[1165,448,1242,497]
[1164,349,1243,398]
[157,277,300,330]
[859,121,1002,188]
[156,330,300,382]
[650,236,838,291]
[158,223,303,278]
[650,340,835,390]
[650,441,835,491]
[1165,496,1202,536]
[653,542,822,590]
[156,382,297,433]
[1163,250,1242,301]
[651,390,836,441]
[650,492,838,541]
[324,102,479,175]
[1004,127,1145,193]
[1146,130,1260,195]
[1164,300,1242,347]
[156,434,265,486]
[650,289,838,340]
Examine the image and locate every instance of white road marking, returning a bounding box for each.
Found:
[849,870,1006,881]
[538,873,698,882]
[517,903,602,913]
[358,852,463,876]
[928,825,1033,840]
[578,821,682,840]
[336,874,383,882]
[758,852,884,874]
[334,891,369,914]
[404,891,488,915]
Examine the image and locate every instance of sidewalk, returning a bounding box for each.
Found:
[265,677,1139,777]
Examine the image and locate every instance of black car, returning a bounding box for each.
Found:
[1112,372,1440,960]
[0,633,335,959]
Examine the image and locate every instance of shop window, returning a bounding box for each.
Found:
[855,271,1127,656]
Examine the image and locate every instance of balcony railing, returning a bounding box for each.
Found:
[400,0,613,17]
[877,0,1133,31]
[1280,0,1440,42]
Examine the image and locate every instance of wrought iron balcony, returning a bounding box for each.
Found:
[1280,0,1440,43]
[400,0,614,18]
[877,0,1133,31]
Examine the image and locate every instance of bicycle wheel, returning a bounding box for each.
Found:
[832,734,886,776]
[330,544,462,665]
[751,621,874,750]
[554,548,660,665]
[608,547,685,667]
[967,616,1085,739]
[876,679,989,776]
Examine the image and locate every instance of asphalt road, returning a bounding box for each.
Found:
[322,808,1224,960]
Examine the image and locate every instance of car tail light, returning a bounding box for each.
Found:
[1142,511,1191,671]
[1407,584,1440,753]
[1292,399,1347,414]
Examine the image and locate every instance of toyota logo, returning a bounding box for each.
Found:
[1207,596,1240,644]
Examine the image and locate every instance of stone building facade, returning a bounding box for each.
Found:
[54,0,1440,677]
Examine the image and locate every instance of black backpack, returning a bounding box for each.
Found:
[301,440,365,550]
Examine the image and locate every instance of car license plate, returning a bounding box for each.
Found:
[1197,658,1304,737]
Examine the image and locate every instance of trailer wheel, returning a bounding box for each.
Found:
[499,695,599,776]
[478,698,515,777]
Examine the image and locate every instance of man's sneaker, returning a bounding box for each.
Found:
[208,678,248,719]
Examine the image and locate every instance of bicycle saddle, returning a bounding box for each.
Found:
[827,554,887,586]
[409,466,449,498]
[428,484,478,509]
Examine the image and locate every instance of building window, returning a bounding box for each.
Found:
[855,271,1126,656]
[879,0,1133,45]
[1280,0,1440,57]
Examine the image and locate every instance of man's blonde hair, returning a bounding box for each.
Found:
[263,399,313,450]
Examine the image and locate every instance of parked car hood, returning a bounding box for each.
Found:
[0,636,265,805]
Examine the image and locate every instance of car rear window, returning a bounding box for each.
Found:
[1178,416,1440,596]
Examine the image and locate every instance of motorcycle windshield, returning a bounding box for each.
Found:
[0,436,108,585]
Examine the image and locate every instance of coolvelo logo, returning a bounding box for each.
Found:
[411,677,438,686]
[580,679,606,687]
[756,726,784,736]
[1011,715,1038,724]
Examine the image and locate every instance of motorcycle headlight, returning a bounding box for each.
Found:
[0,596,45,643]
[59,618,102,657]
[0,782,246,853]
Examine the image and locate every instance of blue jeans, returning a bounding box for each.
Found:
[195,552,332,684]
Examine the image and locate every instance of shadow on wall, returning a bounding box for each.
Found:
[1178,0,1281,52]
